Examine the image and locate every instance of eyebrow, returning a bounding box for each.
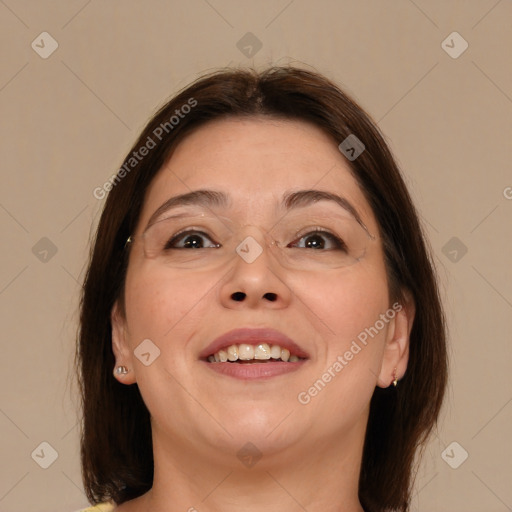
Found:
[283,189,367,230]
[145,188,369,232]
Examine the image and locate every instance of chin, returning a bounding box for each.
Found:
[218,407,305,449]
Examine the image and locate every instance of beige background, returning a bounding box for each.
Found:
[1,1,511,511]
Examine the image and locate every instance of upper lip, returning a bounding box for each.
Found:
[199,327,310,360]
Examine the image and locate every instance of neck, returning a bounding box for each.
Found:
[137,422,367,512]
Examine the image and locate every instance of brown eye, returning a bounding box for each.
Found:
[289,230,347,251]
[165,230,219,250]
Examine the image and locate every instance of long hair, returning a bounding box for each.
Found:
[76,65,447,511]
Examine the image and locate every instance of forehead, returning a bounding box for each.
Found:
[138,117,377,231]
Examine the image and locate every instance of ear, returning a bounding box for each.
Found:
[111,300,137,385]
[376,292,415,388]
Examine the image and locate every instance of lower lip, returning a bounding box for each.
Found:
[202,360,306,380]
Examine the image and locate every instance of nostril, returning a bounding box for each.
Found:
[231,291,246,301]
[264,292,277,302]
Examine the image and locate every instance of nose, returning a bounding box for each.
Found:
[218,228,292,310]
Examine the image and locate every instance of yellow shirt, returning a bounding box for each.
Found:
[79,503,115,512]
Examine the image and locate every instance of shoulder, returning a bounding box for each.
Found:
[75,503,115,512]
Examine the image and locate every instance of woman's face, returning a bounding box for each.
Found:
[112,117,411,464]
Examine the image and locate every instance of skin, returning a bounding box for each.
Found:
[110,117,415,512]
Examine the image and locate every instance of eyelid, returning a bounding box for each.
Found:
[142,210,224,240]
[145,212,210,233]
[293,225,337,237]
[167,228,218,247]
[283,210,374,239]
[288,228,346,248]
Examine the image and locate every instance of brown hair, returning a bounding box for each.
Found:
[76,65,447,511]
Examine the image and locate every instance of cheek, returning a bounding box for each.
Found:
[292,265,391,421]
[296,260,390,343]
[294,255,391,396]
[122,266,219,425]
[124,263,216,344]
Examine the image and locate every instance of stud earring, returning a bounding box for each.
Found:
[392,367,398,387]
[114,366,129,376]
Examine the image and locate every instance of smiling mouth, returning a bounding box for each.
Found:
[206,343,306,363]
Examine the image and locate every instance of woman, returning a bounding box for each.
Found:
[76,66,447,512]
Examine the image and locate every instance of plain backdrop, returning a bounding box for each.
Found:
[0,1,511,511]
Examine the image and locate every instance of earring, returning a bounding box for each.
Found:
[114,365,129,376]
[392,367,398,387]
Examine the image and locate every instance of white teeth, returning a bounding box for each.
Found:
[270,345,281,359]
[238,344,255,360]
[254,343,271,360]
[227,345,238,361]
[207,343,303,363]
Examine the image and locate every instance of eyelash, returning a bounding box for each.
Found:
[290,228,347,250]
[165,229,219,249]
[165,228,346,250]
